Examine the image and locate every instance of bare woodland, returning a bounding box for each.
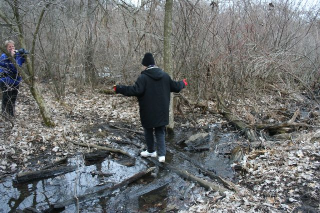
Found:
[0,0,320,212]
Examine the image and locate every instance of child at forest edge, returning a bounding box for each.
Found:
[114,53,187,162]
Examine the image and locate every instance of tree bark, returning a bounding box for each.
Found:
[84,0,97,87]
[163,0,174,130]
[29,84,55,127]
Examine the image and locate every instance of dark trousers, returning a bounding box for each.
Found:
[143,126,166,157]
[0,82,19,117]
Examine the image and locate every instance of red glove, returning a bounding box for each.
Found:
[113,85,116,92]
[183,79,188,86]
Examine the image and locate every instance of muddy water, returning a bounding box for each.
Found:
[0,124,240,212]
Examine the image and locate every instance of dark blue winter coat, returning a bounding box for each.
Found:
[116,66,185,128]
[0,53,25,86]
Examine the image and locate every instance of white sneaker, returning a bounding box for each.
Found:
[140,150,157,158]
[158,156,165,163]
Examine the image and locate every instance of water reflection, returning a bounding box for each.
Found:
[0,154,147,212]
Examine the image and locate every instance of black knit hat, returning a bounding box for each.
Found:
[141,52,155,66]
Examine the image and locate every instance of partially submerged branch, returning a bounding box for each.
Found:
[71,141,133,158]
[51,167,155,210]
[147,157,229,196]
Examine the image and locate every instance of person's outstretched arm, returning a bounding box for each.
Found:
[170,78,187,93]
[114,75,146,97]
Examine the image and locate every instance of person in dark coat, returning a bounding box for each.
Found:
[114,52,187,162]
[0,40,26,117]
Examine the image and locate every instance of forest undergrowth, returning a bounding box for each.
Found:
[0,82,319,212]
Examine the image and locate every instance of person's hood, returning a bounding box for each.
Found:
[142,66,164,80]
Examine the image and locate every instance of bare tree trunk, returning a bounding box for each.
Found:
[84,0,97,87]
[163,0,174,130]
[29,84,55,126]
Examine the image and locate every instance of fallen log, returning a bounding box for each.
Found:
[51,167,155,210]
[171,166,227,195]
[42,157,68,170]
[139,136,237,192]
[72,141,133,158]
[221,110,258,141]
[15,165,77,184]
[254,121,315,135]
[146,158,228,196]
[84,150,109,162]
[211,81,258,141]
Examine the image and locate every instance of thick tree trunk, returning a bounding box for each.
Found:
[163,0,174,130]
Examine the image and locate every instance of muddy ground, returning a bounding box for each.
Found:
[0,84,319,212]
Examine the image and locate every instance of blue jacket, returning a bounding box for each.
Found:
[116,66,185,128]
[0,53,25,86]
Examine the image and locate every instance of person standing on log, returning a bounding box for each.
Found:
[113,52,187,163]
[0,40,27,117]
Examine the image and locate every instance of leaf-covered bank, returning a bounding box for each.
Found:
[0,83,319,212]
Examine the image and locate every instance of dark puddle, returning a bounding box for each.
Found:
[0,123,242,212]
[0,155,149,212]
